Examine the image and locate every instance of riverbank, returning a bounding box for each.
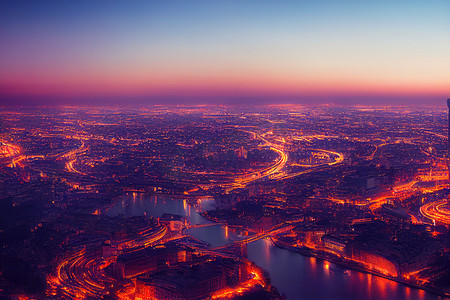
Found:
[271,238,450,298]
[100,193,447,300]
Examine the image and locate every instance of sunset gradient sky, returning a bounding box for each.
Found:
[0,0,449,106]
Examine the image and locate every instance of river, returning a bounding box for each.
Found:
[105,194,448,300]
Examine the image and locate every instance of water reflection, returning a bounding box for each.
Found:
[310,256,317,275]
[262,238,271,263]
[419,289,426,300]
[106,194,447,300]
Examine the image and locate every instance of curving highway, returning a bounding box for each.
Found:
[48,227,167,299]
[420,200,450,225]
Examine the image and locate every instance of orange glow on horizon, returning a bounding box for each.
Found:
[1,68,448,100]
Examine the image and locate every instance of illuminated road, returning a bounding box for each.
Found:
[50,223,269,300]
[420,200,450,225]
[1,141,24,167]
[206,225,295,299]
[1,141,46,176]
[48,249,116,299]
[209,224,294,248]
[231,131,346,187]
[232,130,288,187]
[8,154,45,168]
[211,263,265,299]
[48,227,167,299]
[59,140,88,175]
[0,141,21,158]
[234,224,294,244]
[367,179,449,212]
[366,180,421,211]
[272,148,344,181]
[422,130,447,140]
[367,143,380,161]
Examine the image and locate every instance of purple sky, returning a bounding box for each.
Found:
[1,0,449,106]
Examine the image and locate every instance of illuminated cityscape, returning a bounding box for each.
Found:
[1,1,450,299]
[0,104,449,299]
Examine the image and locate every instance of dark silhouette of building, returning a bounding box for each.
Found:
[448,98,450,181]
[115,243,193,279]
[134,257,250,300]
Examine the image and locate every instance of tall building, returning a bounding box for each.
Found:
[447,98,450,204]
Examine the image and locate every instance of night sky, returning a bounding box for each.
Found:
[0,0,449,106]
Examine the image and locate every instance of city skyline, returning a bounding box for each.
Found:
[1,1,450,299]
[1,0,449,106]
[1,105,450,299]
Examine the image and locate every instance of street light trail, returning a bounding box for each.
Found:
[420,200,450,225]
